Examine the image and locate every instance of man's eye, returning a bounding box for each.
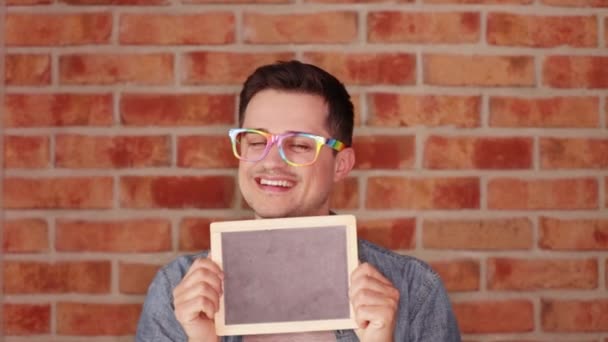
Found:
[290,144,312,151]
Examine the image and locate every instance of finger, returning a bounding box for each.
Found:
[351,263,391,286]
[350,287,399,311]
[175,296,217,323]
[174,281,221,313]
[174,259,223,298]
[353,305,395,330]
[350,275,399,302]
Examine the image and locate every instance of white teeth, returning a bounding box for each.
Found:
[260,179,292,188]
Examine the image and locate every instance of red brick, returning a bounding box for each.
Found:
[542,299,608,332]
[304,52,416,85]
[183,52,294,85]
[3,261,110,294]
[542,0,608,6]
[3,219,48,253]
[119,262,161,294]
[4,303,50,335]
[60,54,173,85]
[306,0,402,2]
[423,218,533,250]
[541,138,608,169]
[368,94,480,127]
[7,0,51,4]
[3,177,113,209]
[4,136,49,169]
[429,259,480,291]
[180,217,213,251]
[540,217,608,250]
[186,0,289,2]
[5,54,50,85]
[488,14,597,47]
[425,136,532,169]
[121,93,234,126]
[368,12,479,43]
[61,0,168,4]
[490,96,599,128]
[488,178,598,210]
[57,302,141,335]
[120,13,234,45]
[56,219,171,252]
[6,13,111,46]
[331,177,359,209]
[56,134,170,168]
[488,258,598,290]
[424,54,535,86]
[357,218,415,250]
[454,300,534,333]
[366,177,479,209]
[544,56,608,88]
[178,135,238,168]
[244,12,357,43]
[426,0,531,3]
[354,135,415,169]
[4,93,113,128]
[120,176,235,209]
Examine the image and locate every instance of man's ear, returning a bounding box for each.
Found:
[334,147,355,182]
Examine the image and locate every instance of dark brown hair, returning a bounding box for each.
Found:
[238,60,354,146]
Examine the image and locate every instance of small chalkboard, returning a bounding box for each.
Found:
[210,215,358,336]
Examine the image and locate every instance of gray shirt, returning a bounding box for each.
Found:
[136,239,462,341]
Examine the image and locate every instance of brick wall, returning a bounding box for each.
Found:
[3,0,608,340]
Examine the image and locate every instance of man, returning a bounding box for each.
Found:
[136,60,461,342]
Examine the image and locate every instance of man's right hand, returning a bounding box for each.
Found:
[173,258,224,342]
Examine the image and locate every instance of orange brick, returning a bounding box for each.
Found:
[542,299,608,332]
[60,54,173,85]
[304,52,416,85]
[4,303,50,335]
[3,177,113,209]
[454,300,534,333]
[425,136,532,169]
[542,0,608,6]
[488,258,598,290]
[3,219,48,253]
[7,0,51,4]
[368,12,479,43]
[178,136,238,168]
[424,54,535,86]
[540,217,608,250]
[61,0,167,4]
[368,94,480,127]
[244,12,357,43]
[4,136,49,169]
[541,138,608,169]
[183,51,294,85]
[490,96,599,128]
[119,262,161,294]
[357,218,415,250]
[56,219,171,252]
[121,93,234,126]
[354,135,415,169]
[56,134,170,168]
[306,0,403,2]
[426,0,531,3]
[120,176,235,209]
[488,13,597,47]
[488,178,598,210]
[3,261,111,294]
[366,177,479,209]
[544,56,608,88]
[330,177,359,209]
[57,302,141,335]
[186,0,289,2]
[120,13,234,45]
[4,93,113,128]
[6,13,111,46]
[180,217,213,251]
[5,54,50,85]
[429,259,480,291]
[423,218,533,250]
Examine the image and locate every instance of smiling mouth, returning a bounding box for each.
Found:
[256,177,295,189]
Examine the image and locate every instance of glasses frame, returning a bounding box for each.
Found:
[228,128,347,167]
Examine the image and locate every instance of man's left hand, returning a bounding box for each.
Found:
[349,262,400,342]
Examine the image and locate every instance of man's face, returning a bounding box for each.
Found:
[238,89,353,219]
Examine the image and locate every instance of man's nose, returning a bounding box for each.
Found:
[261,142,287,167]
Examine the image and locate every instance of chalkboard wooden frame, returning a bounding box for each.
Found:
[210,215,358,336]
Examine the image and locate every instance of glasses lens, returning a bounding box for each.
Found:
[281,135,319,166]
[233,130,268,161]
